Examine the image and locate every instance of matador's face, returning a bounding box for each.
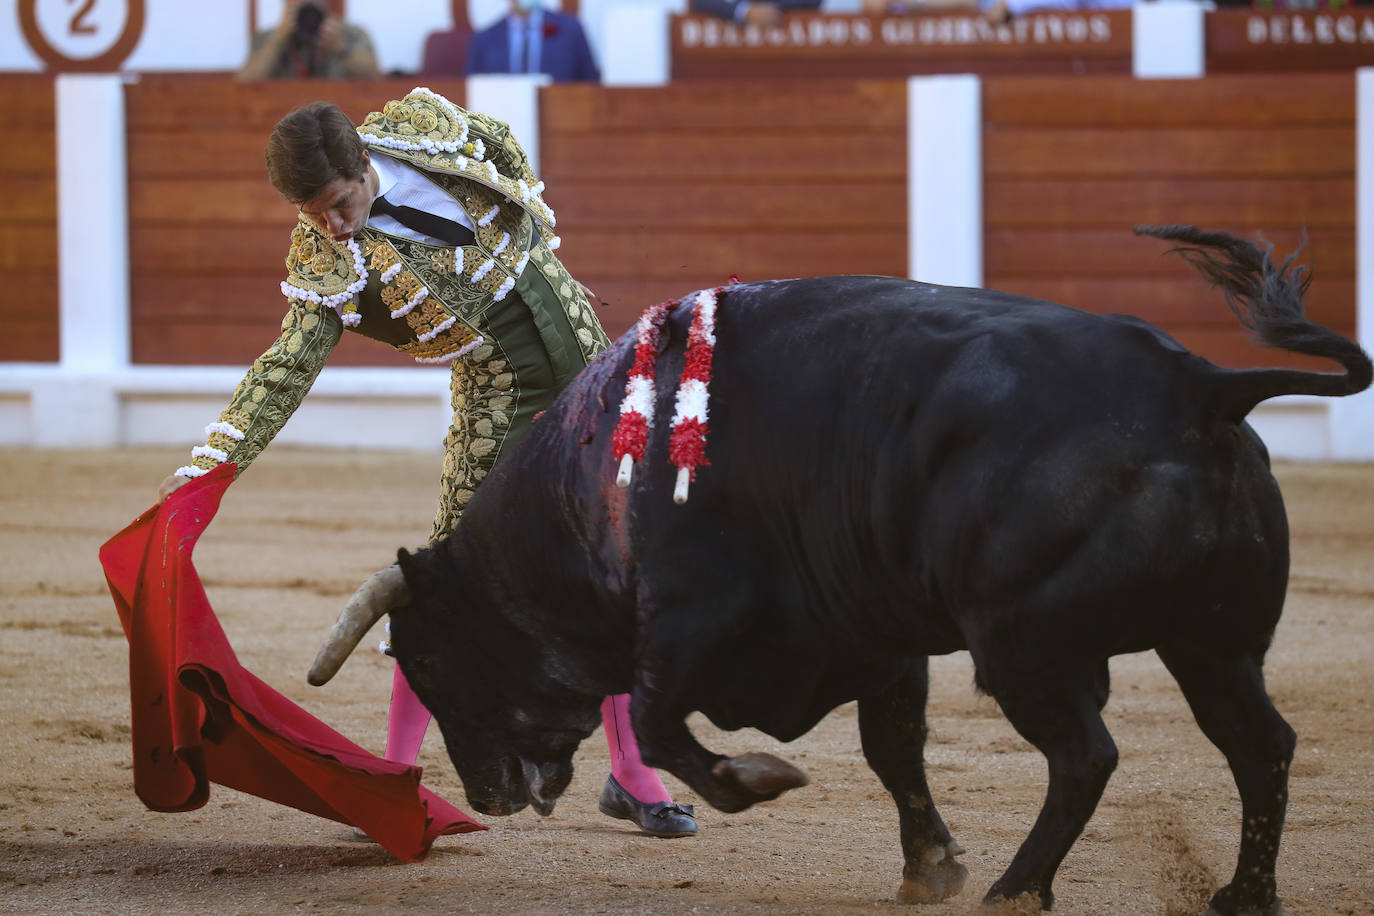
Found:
[299,158,375,243]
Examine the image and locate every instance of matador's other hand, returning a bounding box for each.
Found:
[157,474,192,504]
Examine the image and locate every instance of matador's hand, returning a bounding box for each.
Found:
[157,474,192,504]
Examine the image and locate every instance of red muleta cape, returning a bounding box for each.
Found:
[98,464,483,861]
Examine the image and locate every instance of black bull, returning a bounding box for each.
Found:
[311,226,1370,913]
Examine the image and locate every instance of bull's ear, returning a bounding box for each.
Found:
[395,547,422,591]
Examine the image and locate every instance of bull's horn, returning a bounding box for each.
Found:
[307,564,409,686]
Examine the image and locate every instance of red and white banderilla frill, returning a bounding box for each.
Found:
[612,299,677,488]
[667,287,718,503]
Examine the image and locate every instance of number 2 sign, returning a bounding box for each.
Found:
[19,0,146,71]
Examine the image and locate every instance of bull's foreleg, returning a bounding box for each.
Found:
[858,657,968,905]
[1157,644,1293,916]
[630,693,808,813]
[984,662,1118,911]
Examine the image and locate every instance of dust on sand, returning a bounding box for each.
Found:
[2,449,1371,914]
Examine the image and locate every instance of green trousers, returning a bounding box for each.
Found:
[429,250,607,541]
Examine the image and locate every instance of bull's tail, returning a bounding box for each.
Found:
[1134,224,1372,420]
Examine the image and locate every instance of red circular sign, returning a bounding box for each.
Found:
[19,0,146,72]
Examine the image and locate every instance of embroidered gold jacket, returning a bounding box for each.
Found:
[175,87,597,480]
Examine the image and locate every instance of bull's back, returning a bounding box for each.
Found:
[639,277,1284,655]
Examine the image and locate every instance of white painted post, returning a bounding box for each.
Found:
[908,74,982,289]
[37,74,130,447]
[57,74,129,373]
[1132,1,1206,79]
[601,1,672,88]
[1332,68,1374,460]
[465,74,549,173]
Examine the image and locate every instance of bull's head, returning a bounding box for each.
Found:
[307,547,603,818]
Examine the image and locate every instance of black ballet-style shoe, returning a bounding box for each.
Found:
[597,774,698,838]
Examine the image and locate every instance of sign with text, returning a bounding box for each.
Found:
[1207,8,1374,71]
[671,11,1133,79]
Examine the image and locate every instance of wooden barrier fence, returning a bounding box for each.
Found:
[540,80,909,336]
[1,72,1358,376]
[123,76,452,367]
[1,75,58,363]
[982,72,1355,371]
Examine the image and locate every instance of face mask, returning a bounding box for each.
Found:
[516,0,544,11]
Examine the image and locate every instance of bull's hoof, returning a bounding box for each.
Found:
[711,752,808,800]
[980,889,1053,913]
[897,840,968,904]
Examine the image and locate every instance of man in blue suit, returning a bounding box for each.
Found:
[465,0,600,83]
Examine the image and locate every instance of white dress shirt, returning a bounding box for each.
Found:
[367,154,477,247]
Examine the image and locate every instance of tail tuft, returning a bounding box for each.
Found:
[1134,224,1371,415]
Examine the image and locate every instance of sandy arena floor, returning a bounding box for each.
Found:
[1,448,1371,914]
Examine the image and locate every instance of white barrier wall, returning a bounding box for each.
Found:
[1333,67,1374,459]
[0,38,1370,460]
[908,74,982,290]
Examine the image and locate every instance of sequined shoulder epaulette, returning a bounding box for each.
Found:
[356,87,557,232]
[282,219,367,327]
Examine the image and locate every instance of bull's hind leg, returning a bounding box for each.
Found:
[1157,644,1294,916]
[984,662,1118,910]
[858,657,968,904]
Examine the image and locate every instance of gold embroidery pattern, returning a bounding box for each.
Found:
[361,91,556,232]
[380,268,423,315]
[464,110,542,212]
[356,231,483,362]
[192,300,343,475]
[530,244,611,365]
[364,238,399,276]
[436,176,534,283]
[360,94,476,157]
[285,221,359,298]
[430,340,520,541]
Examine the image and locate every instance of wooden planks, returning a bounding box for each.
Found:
[541,81,909,338]
[126,77,447,367]
[0,75,58,362]
[120,74,1361,377]
[981,72,1357,370]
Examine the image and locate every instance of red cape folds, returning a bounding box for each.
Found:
[98,464,484,861]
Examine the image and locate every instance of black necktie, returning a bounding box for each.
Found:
[369,195,476,248]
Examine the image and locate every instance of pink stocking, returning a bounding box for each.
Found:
[384,662,432,766]
[601,694,671,803]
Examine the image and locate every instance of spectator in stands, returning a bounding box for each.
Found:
[694,0,992,22]
[238,0,379,81]
[980,0,1131,21]
[691,0,822,26]
[464,0,600,83]
[855,0,1128,18]
[859,0,978,12]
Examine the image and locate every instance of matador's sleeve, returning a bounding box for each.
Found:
[173,298,343,480]
[463,109,560,247]
[464,110,534,184]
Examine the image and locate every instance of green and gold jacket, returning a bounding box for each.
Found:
[174,87,600,480]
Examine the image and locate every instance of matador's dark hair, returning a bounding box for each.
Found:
[264,101,368,204]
